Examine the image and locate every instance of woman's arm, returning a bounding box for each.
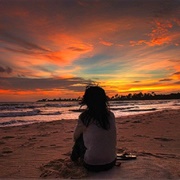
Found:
[73,117,86,141]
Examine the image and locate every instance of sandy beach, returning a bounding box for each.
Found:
[0,109,180,179]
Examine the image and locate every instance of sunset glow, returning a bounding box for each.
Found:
[0,0,179,102]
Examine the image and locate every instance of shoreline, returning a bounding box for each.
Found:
[1,99,180,128]
[0,109,180,179]
[1,107,179,128]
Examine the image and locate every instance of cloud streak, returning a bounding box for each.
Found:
[0,66,13,74]
[0,31,50,52]
[0,77,95,91]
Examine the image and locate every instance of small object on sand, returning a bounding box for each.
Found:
[115,161,121,166]
[116,153,137,160]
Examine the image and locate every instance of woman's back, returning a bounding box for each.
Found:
[83,111,116,165]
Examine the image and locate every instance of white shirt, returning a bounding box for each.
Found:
[74,111,117,165]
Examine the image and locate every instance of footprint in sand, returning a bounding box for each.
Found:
[50,144,56,147]
[62,152,72,156]
[65,130,74,133]
[28,137,37,141]
[2,136,15,139]
[21,141,36,147]
[2,147,13,154]
[0,141,5,145]
[39,145,47,148]
[50,144,64,148]
[134,134,150,138]
[138,151,178,159]
[52,131,59,134]
[118,120,130,124]
[154,137,174,141]
[132,120,142,123]
[119,139,133,142]
[38,133,50,137]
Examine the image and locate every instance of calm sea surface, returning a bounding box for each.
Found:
[0,99,180,127]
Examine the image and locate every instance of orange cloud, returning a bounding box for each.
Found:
[172,72,180,80]
[99,39,113,46]
[45,45,93,65]
[45,34,94,65]
[146,19,173,46]
[130,18,179,46]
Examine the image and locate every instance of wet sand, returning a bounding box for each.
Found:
[0,109,180,179]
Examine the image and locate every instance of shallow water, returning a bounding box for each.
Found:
[0,99,180,127]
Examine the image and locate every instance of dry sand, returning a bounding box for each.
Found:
[0,109,180,179]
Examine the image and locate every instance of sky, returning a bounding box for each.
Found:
[0,0,180,102]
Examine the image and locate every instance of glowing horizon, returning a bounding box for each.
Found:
[0,0,180,102]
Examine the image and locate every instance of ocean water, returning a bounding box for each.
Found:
[0,99,180,127]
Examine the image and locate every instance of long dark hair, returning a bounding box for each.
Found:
[80,86,110,130]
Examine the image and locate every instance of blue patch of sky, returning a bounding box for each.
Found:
[74,54,114,66]
[74,52,135,77]
[144,69,171,79]
[79,61,128,76]
[82,65,117,75]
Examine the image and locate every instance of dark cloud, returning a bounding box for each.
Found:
[77,0,179,18]
[3,47,37,55]
[1,0,179,33]
[159,78,173,82]
[168,59,180,63]
[174,81,180,84]
[152,0,179,18]
[0,32,51,52]
[0,77,95,91]
[0,66,13,74]
[34,66,52,73]
[68,47,88,52]
[133,81,141,83]
[173,71,180,75]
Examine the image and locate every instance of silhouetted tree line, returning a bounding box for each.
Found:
[110,92,180,100]
[37,92,180,102]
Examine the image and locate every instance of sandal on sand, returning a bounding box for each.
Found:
[116,153,137,160]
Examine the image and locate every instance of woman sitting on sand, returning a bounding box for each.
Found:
[71,86,117,172]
